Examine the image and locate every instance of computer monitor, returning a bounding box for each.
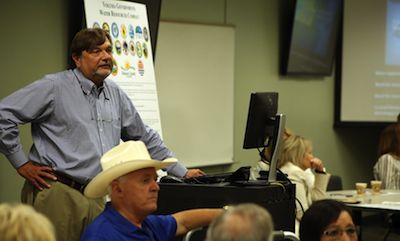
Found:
[280,0,342,76]
[243,92,278,149]
[243,92,286,182]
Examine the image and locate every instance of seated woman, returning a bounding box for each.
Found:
[373,123,400,189]
[300,199,358,241]
[277,135,331,233]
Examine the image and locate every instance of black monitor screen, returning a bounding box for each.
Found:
[282,0,342,76]
[243,92,278,149]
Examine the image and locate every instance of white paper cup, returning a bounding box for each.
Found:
[355,182,367,195]
[371,180,382,194]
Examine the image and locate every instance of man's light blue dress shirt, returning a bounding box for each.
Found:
[0,69,187,183]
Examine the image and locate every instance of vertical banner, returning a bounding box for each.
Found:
[84,0,163,136]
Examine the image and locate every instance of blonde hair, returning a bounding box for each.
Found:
[278,135,312,168]
[262,128,295,161]
[0,203,56,241]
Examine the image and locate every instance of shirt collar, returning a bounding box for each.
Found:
[103,202,140,234]
[73,68,110,99]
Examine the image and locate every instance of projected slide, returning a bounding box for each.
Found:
[386,0,400,65]
[339,0,400,123]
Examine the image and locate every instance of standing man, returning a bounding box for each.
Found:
[80,140,221,240]
[0,28,204,241]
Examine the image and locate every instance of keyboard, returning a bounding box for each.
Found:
[184,172,233,184]
[183,166,252,184]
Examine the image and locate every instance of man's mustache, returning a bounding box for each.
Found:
[98,62,113,68]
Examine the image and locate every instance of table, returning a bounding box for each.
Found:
[327,189,400,241]
[327,189,400,213]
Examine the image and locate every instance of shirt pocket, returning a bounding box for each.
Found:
[100,102,121,144]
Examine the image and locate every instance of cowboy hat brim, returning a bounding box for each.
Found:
[84,158,177,198]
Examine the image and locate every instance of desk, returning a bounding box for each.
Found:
[328,189,400,241]
[156,182,296,240]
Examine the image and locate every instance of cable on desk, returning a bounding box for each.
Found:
[268,181,287,193]
[295,197,305,217]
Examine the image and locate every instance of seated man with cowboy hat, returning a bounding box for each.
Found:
[80,140,222,241]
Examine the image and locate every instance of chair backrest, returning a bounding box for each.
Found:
[273,230,300,241]
[183,227,206,241]
[327,175,343,191]
[184,228,300,241]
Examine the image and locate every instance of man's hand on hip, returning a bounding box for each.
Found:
[17,161,57,190]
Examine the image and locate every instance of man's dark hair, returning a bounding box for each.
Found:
[70,28,112,57]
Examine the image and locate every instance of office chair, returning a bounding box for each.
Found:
[183,227,206,241]
[382,213,400,241]
[326,175,343,191]
[272,230,300,241]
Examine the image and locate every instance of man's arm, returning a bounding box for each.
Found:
[0,78,56,189]
[172,208,223,236]
[184,169,206,178]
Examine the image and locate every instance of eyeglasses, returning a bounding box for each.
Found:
[322,226,358,240]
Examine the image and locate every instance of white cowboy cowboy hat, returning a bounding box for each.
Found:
[84,140,177,198]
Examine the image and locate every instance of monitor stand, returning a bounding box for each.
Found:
[268,114,286,182]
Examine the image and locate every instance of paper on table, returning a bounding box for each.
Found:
[382,201,400,205]
[330,194,361,204]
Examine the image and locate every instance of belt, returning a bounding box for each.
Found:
[54,171,87,194]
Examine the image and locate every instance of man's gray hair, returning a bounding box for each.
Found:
[206,203,274,241]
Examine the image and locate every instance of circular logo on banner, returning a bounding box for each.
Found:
[111,23,119,38]
[136,41,142,58]
[129,25,135,39]
[112,59,118,76]
[121,24,127,39]
[92,22,100,29]
[129,41,135,56]
[143,27,149,42]
[135,26,142,39]
[102,22,110,35]
[138,60,144,76]
[142,43,148,58]
[115,40,122,55]
[122,41,128,55]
